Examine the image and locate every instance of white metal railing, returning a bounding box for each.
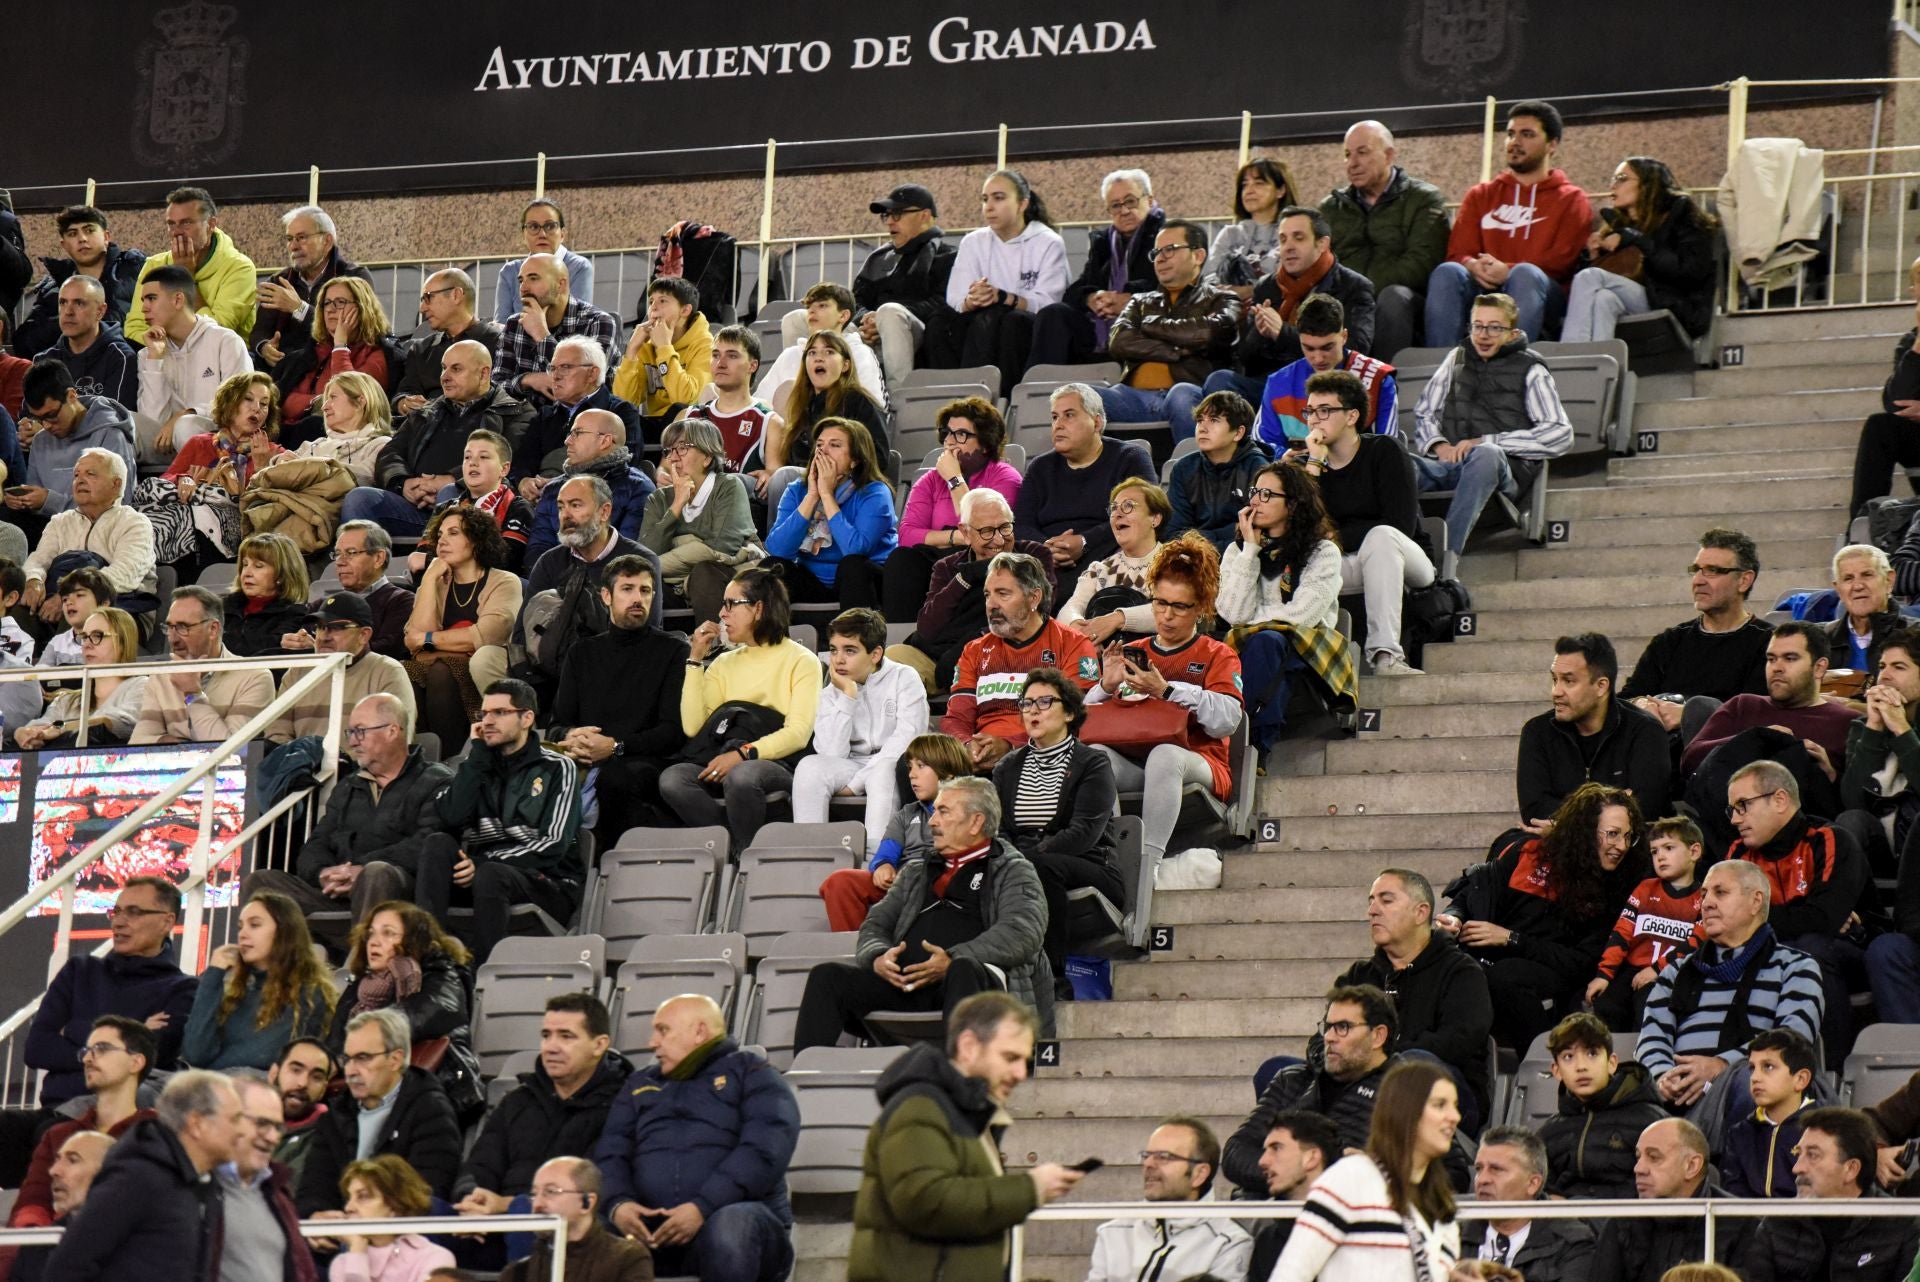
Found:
[1010,1195,1920,1278]
[0,651,347,1106]
[0,1214,569,1279]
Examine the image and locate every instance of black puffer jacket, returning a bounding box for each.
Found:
[39,1117,221,1282]
[1166,435,1272,551]
[854,228,957,323]
[1335,931,1493,1120]
[294,747,454,882]
[325,948,482,1119]
[1538,1060,1668,1199]
[1223,1059,1388,1196]
[1736,1195,1920,1282]
[376,385,535,491]
[296,1065,464,1213]
[1064,208,1166,312]
[1591,1178,1732,1282]
[457,1049,635,1198]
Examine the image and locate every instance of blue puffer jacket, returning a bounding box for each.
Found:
[594,1037,800,1224]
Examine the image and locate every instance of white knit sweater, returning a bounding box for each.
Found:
[1217,537,1341,631]
[1268,1153,1460,1282]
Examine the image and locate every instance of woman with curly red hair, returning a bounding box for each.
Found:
[1084,532,1244,867]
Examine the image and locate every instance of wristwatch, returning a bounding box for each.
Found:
[740,743,759,761]
[945,475,964,492]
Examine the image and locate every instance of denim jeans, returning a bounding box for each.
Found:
[339,485,431,536]
[1413,444,1518,557]
[1199,369,1267,406]
[1098,381,1206,443]
[646,1200,794,1282]
[1867,933,1920,1024]
[1561,266,1651,342]
[1424,260,1563,345]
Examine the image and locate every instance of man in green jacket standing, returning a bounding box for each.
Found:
[849,992,1084,1282]
[1320,120,1451,362]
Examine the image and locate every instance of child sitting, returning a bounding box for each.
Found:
[1537,1011,1668,1199]
[38,566,113,667]
[1722,1027,1819,1198]
[1586,814,1706,1030]
[817,732,970,932]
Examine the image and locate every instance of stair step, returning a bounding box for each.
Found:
[1547,476,1848,517]
[1324,734,1523,771]
[1047,1036,1302,1079]
[1156,918,1373,956]
[1015,1074,1250,1118]
[1261,812,1511,852]
[1364,672,1554,705]
[1630,388,1877,429]
[1730,332,1898,369]
[1467,602,1696,641]
[1154,885,1363,922]
[1059,997,1323,1040]
[1114,957,1354,999]
[1425,638,1645,675]
[1271,770,1513,816]
[1720,303,1908,341]
[1466,568,1825,610]
[1461,539,1829,583]
[1608,447,1856,481]
[1561,508,1843,548]
[1220,849,1476,890]
[1342,700,1538,738]
[1689,364,1888,398]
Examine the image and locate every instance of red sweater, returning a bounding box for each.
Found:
[1680,694,1862,777]
[1444,169,1593,286]
[283,342,389,423]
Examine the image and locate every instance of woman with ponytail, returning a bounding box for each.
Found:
[935,168,1069,394]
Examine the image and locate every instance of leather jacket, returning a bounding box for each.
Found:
[1106,280,1243,386]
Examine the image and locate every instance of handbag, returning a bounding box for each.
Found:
[1080,696,1190,761]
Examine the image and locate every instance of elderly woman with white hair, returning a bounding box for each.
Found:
[1824,542,1905,676]
[1029,168,1166,368]
[1012,382,1157,608]
[639,416,760,619]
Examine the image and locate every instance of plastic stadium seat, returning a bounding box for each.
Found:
[721,844,859,958]
[581,834,727,951]
[1504,1033,1557,1128]
[487,1049,538,1109]
[748,821,867,857]
[611,956,744,1064]
[198,562,237,594]
[471,934,606,1077]
[1025,361,1123,387]
[1159,437,1199,486]
[737,932,859,1069]
[1843,1023,1920,1110]
[892,381,993,459]
[785,1046,910,1196]
[1065,814,1149,958]
[1533,341,1631,455]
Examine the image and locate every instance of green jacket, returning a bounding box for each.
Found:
[848,1044,1037,1282]
[1319,166,1452,294]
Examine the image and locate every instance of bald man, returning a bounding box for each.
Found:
[33,275,139,407]
[520,408,654,564]
[496,252,619,406]
[1319,119,1450,361]
[1590,1118,1730,1282]
[344,337,534,536]
[594,995,799,1282]
[501,1156,653,1282]
[11,1129,115,1282]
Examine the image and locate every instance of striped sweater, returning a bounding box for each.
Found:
[1636,930,1825,1076]
[1270,1153,1459,1282]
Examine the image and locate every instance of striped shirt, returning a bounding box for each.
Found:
[1272,1153,1459,1282]
[1013,736,1076,831]
[1636,934,1825,1075]
[1409,347,1572,461]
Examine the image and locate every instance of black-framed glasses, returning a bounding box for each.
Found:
[1727,790,1782,819]
[320,297,357,311]
[1140,1150,1202,1165]
[1468,322,1512,336]
[939,426,977,443]
[1106,195,1144,215]
[78,1042,125,1061]
[1688,563,1744,577]
[478,707,528,721]
[419,285,460,305]
[522,220,563,235]
[1150,597,1198,614]
[75,630,111,646]
[1321,1019,1373,1038]
[1016,696,1061,712]
[163,620,214,637]
[346,723,397,743]
[880,208,925,222]
[720,597,754,611]
[1146,244,1197,262]
[968,523,1014,541]
[1301,405,1350,421]
[1248,486,1285,503]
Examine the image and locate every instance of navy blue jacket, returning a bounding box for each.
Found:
[25,943,198,1104]
[522,445,655,566]
[594,1037,799,1225]
[511,383,648,481]
[39,1116,222,1282]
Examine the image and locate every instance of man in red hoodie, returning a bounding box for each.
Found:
[1425,100,1592,345]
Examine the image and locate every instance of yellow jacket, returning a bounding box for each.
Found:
[124,230,259,344]
[612,312,713,414]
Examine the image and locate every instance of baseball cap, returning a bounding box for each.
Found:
[308,592,373,627]
[870,185,938,218]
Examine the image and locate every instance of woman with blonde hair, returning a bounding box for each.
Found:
[1059,476,1171,643]
[222,530,310,656]
[277,275,397,443]
[13,606,147,748]
[276,369,393,485]
[133,370,285,573]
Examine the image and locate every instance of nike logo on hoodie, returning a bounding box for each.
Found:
[1481,182,1545,237]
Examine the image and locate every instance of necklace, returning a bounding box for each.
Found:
[448,575,482,608]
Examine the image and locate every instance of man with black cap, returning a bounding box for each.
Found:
[266,590,416,744]
[853,184,956,388]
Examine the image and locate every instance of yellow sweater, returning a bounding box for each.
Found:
[680,637,821,761]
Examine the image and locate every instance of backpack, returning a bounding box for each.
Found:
[1404,578,1473,645]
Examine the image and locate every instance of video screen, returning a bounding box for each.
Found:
[28,747,252,917]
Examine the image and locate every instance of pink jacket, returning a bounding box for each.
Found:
[328,1234,456,1282]
[898,459,1022,547]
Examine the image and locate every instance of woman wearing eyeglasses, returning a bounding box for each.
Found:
[1218,459,1352,754]
[992,667,1122,1001]
[404,506,523,749]
[14,607,146,748]
[884,398,1023,624]
[181,891,336,1071]
[1085,535,1244,871]
[273,276,398,448]
[640,416,759,621]
[1059,477,1170,646]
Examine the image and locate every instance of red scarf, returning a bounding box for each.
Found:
[471,483,515,528]
[932,841,994,896]
[1275,248,1335,322]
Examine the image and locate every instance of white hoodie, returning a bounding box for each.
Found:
[811,658,929,785]
[945,222,1069,313]
[136,315,251,420]
[754,325,889,413]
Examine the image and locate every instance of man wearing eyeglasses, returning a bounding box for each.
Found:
[216,1073,316,1282]
[521,408,655,566]
[129,585,274,746]
[1029,169,1165,368]
[1409,292,1572,557]
[499,1156,652,1282]
[1622,528,1774,736]
[1098,220,1242,444]
[849,184,955,389]
[495,199,596,323]
[394,269,501,418]
[513,337,646,505]
[23,877,197,1106]
[9,1015,156,1232]
[1086,1116,1250,1282]
[268,592,414,746]
[250,204,371,373]
[245,691,453,931]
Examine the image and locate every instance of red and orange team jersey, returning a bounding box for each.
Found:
[942,620,1098,744]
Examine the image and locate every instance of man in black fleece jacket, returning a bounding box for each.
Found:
[1517,632,1672,824]
[1011,383,1154,608]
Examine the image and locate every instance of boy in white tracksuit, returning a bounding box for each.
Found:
[793,610,929,845]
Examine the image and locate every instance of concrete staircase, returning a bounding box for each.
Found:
[792,302,1904,1281]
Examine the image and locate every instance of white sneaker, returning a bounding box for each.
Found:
[1370,653,1425,676]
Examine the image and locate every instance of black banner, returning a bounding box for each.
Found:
[7,1,1891,207]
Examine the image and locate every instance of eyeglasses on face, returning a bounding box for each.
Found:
[720,597,754,611]
[107,904,171,920]
[75,631,112,646]
[548,362,590,376]
[1150,597,1198,614]
[320,297,357,311]
[284,231,326,246]
[1016,696,1062,712]
[968,523,1014,541]
[1727,790,1782,819]
[346,723,397,742]
[1108,500,1143,516]
[332,547,372,561]
[522,220,562,235]
[419,285,460,305]
[1247,486,1285,504]
[342,1050,400,1068]
[939,426,977,443]
[240,1113,286,1136]
[532,1185,590,1201]
[1688,562,1743,577]
[1106,195,1144,215]
[1321,1019,1373,1038]
[1468,322,1512,336]
[479,707,528,721]
[1140,1150,1201,1165]
[163,619,214,638]
[1146,244,1197,262]
[78,1042,125,1061]
[1301,405,1350,422]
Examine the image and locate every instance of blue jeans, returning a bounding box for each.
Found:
[1867,933,1920,1024]
[339,485,431,537]
[1200,369,1266,408]
[647,1201,794,1282]
[1238,629,1311,752]
[1424,260,1563,345]
[1098,382,1205,443]
[1413,445,1518,557]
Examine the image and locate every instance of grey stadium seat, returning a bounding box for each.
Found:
[737,931,859,1069]
[1843,1023,1920,1110]
[487,1049,539,1110]
[581,835,728,951]
[785,1045,911,1196]
[470,934,606,1077]
[720,845,859,959]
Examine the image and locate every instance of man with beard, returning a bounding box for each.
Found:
[268,1038,334,1184]
[521,407,654,564]
[547,554,687,839]
[494,254,619,406]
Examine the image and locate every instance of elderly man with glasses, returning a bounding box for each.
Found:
[244,691,453,932]
[1096,219,1242,444]
[267,592,414,746]
[250,203,371,373]
[511,335,645,503]
[280,521,414,662]
[501,1156,653,1282]
[129,584,275,746]
[1029,169,1167,369]
[216,1072,318,1282]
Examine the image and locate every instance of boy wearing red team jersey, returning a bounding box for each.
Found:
[1586,815,1705,1031]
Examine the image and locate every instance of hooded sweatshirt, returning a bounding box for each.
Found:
[27,394,137,512]
[1444,169,1593,286]
[944,223,1069,313]
[135,315,251,421]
